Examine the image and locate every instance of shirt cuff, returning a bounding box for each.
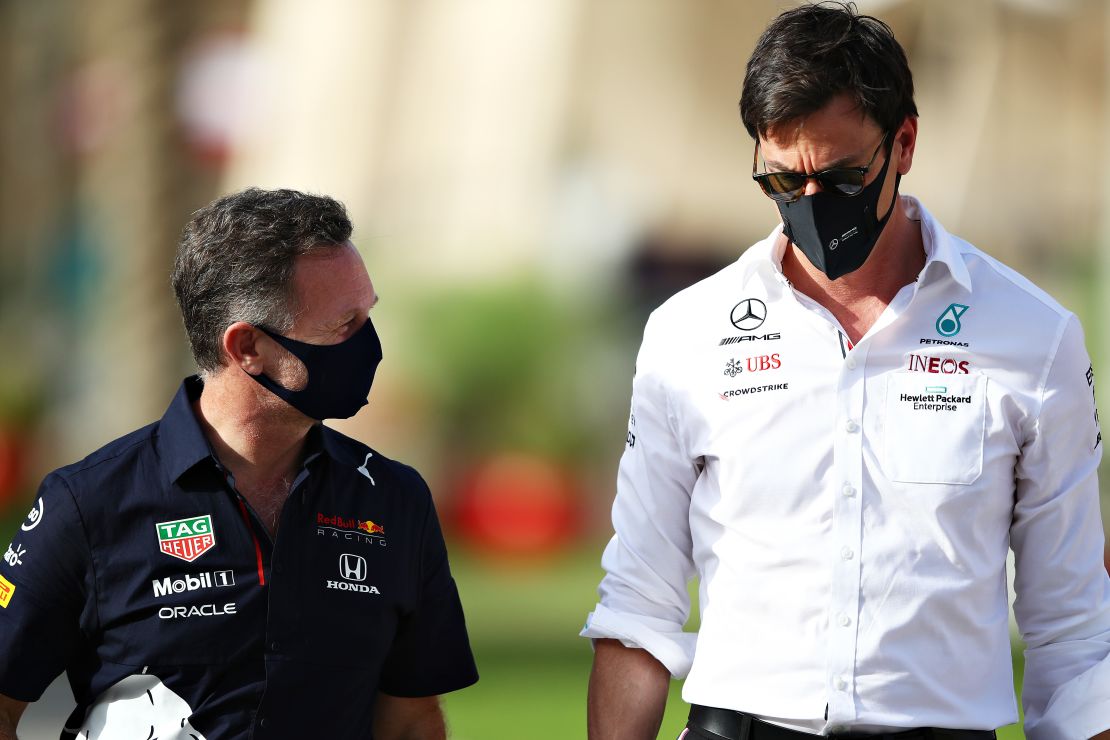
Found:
[1027,656,1110,739]
[580,602,697,678]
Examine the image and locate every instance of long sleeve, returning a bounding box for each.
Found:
[580,313,701,677]
[1012,315,1110,739]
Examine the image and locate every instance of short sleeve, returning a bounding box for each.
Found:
[0,473,92,701]
[378,484,478,697]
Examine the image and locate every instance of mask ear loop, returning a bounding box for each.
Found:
[875,135,901,224]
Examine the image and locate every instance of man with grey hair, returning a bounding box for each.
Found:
[0,188,478,739]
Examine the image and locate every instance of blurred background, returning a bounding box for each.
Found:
[1,0,1108,737]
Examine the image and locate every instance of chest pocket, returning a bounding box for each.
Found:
[882,372,987,485]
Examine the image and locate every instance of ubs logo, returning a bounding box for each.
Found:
[730,299,768,331]
[339,553,367,582]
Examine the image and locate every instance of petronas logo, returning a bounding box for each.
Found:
[935,303,969,337]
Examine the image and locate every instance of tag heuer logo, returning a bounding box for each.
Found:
[156,515,216,562]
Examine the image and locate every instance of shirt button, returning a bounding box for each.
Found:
[838,613,852,627]
[834,676,848,691]
[260,718,268,729]
[844,419,859,433]
[840,546,854,560]
[845,357,857,370]
[270,641,280,651]
[841,484,856,498]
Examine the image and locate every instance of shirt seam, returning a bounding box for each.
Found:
[57,430,154,478]
[1029,313,1073,447]
[53,473,102,638]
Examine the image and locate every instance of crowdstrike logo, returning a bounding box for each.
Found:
[730,298,768,331]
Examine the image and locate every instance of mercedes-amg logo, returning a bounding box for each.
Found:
[730,298,767,331]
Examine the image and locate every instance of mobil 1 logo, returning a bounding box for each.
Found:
[152,569,235,598]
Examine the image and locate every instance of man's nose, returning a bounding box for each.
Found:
[803,176,823,196]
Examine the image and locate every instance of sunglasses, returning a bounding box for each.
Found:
[752,134,889,203]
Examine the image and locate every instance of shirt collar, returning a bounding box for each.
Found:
[157,376,336,486]
[157,376,220,484]
[316,423,369,470]
[735,195,973,294]
[902,195,973,293]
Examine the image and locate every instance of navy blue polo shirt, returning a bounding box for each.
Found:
[0,377,478,738]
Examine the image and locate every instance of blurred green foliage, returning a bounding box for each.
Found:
[399,276,633,468]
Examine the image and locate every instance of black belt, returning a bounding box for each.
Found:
[686,705,997,740]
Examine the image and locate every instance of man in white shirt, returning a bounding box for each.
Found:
[581,3,1110,739]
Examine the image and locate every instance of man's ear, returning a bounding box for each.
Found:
[894,115,918,176]
[222,322,264,376]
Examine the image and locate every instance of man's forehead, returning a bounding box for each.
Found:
[761,96,878,147]
[290,244,375,308]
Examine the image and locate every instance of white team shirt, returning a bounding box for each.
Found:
[582,197,1110,738]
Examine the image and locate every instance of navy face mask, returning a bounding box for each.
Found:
[777,148,899,281]
[247,318,383,421]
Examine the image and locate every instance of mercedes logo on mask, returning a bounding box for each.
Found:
[730,298,768,331]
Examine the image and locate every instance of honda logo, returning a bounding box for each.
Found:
[338,553,367,582]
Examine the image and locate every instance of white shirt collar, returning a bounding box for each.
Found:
[736,195,973,293]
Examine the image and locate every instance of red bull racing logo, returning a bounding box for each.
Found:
[316,513,386,546]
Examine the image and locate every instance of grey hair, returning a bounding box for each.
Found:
[171,187,353,374]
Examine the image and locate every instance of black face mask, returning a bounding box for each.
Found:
[247,318,383,421]
[777,149,899,281]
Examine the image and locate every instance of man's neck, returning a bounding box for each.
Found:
[780,197,925,344]
[193,370,312,506]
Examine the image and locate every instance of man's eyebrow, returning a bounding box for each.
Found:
[763,150,867,173]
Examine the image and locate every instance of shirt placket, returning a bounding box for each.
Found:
[826,336,866,727]
[253,463,315,736]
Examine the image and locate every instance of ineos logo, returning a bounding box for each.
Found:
[339,553,367,582]
[730,298,768,331]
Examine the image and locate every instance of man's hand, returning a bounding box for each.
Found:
[0,694,27,740]
[588,638,671,740]
[372,693,446,740]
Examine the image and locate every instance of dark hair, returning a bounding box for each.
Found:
[171,187,353,374]
[739,1,917,140]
